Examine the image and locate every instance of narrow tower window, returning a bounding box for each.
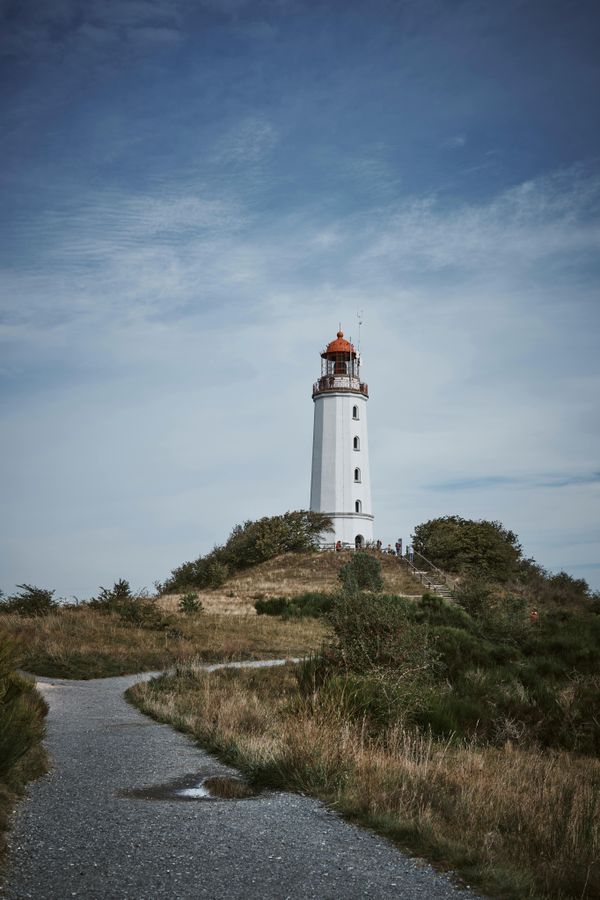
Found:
[354,467,361,482]
[353,436,360,450]
[355,500,362,513]
[352,405,359,420]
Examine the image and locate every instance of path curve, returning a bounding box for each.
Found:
[4,662,479,899]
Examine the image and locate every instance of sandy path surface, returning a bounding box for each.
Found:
[3,663,479,899]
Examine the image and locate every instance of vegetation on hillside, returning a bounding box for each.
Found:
[162,510,333,592]
[0,603,325,679]
[0,628,48,864]
[412,515,598,610]
[177,548,422,614]
[323,588,600,752]
[130,524,600,899]
[254,539,600,752]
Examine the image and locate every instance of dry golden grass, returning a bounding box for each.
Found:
[3,609,327,679]
[130,665,600,900]
[159,550,422,614]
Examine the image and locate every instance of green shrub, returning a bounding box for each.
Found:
[254,592,334,619]
[90,578,133,611]
[321,672,426,728]
[415,593,476,630]
[90,580,170,630]
[0,584,57,617]
[178,593,203,615]
[338,552,384,594]
[328,592,437,676]
[452,577,496,619]
[519,560,593,608]
[0,630,47,779]
[525,655,569,679]
[430,625,494,679]
[255,597,290,616]
[412,516,523,581]
[286,592,335,618]
[116,598,168,630]
[417,689,490,739]
[206,561,228,588]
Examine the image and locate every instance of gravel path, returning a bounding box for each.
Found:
[3,663,480,899]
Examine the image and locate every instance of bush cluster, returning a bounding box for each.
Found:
[411,516,598,611]
[163,510,333,592]
[0,629,47,781]
[254,592,334,619]
[338,551,384,594]
[89,579,170,630]
[412,516,523,581]
[304,588,600,752]
[178,593,203,615]
[0,585,58,617]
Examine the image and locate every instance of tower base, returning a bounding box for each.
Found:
[317,512,374,549]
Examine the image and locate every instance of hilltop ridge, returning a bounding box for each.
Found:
[159,550,423,614]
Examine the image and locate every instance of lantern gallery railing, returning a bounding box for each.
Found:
[312,376,369,397]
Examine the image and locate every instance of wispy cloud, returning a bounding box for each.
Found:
[211,116,279,164]
[360,165,600,276]
[443,134,467,149]
[429,472,600,492]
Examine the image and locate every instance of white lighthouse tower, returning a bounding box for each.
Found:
[310,329,374,548]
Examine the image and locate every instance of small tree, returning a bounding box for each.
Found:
[412,516,522,581]
[91,578,133,612]
[0,584,57,617]
[206,560,228,588]
[90,579,168,630]
[338,552,384,594]
[178,593,203,615]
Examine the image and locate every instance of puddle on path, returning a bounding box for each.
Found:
[120,773,260,802]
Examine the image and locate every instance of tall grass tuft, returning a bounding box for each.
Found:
[0,626,48,863]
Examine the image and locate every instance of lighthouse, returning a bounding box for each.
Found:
[310,329,374,548]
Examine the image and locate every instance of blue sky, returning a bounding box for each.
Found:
[1,0,599,597]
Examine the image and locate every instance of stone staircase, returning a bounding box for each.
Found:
[398,553,455,599]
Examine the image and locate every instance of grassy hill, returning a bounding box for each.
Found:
[159,550,423,614]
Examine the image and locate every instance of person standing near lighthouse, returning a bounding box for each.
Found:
[309,329,374,548]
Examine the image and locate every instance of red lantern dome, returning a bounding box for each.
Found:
[321,330,356,359]
[312,328,368,398]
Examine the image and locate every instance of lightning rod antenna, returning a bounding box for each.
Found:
[357,309,364,354]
